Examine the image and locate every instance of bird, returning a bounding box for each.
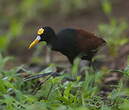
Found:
[29,26,106,65]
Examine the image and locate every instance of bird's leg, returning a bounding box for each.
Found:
[88,59,96,88]
[67,56,74,65]
[88,60,92,67]
[88,59,96,71]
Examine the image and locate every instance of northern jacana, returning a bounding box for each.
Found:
[29,26,106,65]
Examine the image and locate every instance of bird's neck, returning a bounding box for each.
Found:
[47,34,58,50]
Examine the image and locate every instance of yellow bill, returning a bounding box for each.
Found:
[29,39,40,49]
[29,35,41,49]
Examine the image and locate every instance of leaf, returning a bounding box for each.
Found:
[102,0,112,15]
[9,20,23,37]
[0,36,9,52]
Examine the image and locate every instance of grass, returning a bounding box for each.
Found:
[0,55,129,110]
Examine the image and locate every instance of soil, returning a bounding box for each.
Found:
[8,0,129,70]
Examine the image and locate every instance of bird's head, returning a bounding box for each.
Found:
[29,26,55,49]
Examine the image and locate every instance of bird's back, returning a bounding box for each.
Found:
[55,28,106,63]
[75,29,106,61]
[76,29,106,52]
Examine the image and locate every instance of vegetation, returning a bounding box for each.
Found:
[0,0,129,110]
[0,55,129,110]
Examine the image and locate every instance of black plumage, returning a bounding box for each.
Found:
[29,26,106,64]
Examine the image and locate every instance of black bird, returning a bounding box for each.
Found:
[29,26,106,64]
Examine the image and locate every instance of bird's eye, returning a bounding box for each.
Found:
[37,28,44,35]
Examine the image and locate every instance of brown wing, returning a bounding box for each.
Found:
[76,29,106,52]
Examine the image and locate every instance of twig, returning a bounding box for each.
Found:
[23,72,60,81]
[32,72,57,95]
